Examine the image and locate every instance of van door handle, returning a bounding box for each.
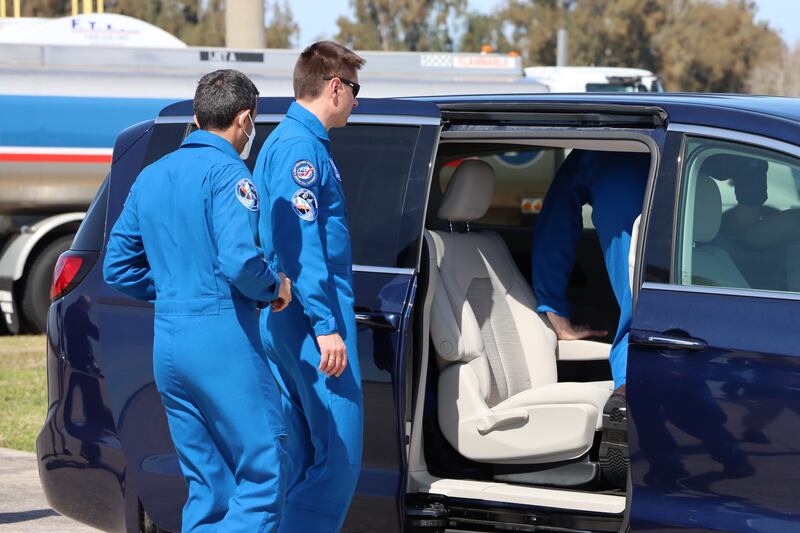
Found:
[355,311,400,331]
[630,331,707,351]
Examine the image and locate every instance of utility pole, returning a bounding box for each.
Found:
[556,0,568,66]
[225,0,266,49]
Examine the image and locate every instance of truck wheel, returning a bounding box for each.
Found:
[21,235,74,334]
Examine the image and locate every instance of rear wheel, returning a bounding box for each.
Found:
[21,235,73,333]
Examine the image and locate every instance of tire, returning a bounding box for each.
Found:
[21,235,74,334]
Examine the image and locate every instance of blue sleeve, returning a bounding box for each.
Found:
[210,164,281,302]
[103,183,157,302]
[532,150,590,317]
[266,141,337,336]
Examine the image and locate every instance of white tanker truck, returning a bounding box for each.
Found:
[0,13,547,334]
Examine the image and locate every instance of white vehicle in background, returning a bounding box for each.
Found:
[525,66,664,93]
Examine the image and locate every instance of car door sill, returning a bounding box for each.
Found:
[409,472,625,515]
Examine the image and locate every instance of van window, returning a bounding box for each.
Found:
[676,136,800,292]
[330,124,421,268]
[72,176,109,251]
[111,122,423,269]
[437,147,595,228]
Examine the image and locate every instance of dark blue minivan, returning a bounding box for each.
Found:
[38,94,800,532]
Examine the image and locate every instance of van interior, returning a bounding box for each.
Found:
[405,136,655,532]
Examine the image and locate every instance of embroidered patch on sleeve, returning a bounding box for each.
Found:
[292,160,317,186]
[291,188,319,221]
[235,178,259,211]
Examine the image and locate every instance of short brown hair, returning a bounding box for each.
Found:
[293,41,366,100]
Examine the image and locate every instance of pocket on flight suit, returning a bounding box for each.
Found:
[326,393,364,466]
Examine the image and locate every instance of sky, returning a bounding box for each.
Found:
[290,0,800,50]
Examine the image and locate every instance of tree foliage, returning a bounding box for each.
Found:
[265,0,298,49]
[336,0,466,51]
[748,43,800,97]
[465,0,783,93]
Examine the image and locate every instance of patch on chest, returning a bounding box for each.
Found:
[291,188,319,221]
[329,157,342,182]
[292,160,317,187]
[235,178,259,211]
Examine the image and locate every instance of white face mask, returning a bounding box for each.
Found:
[239,113,256,160]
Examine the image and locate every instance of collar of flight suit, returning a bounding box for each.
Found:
[181,129,242,161]
[286,101,330,147]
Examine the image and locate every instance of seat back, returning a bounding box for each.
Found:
[428,160,558,408]
[690,174,748,287]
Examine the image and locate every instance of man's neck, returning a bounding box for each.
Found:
[296,99,332,131]
[205,127,238,149]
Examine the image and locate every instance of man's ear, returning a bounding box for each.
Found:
[193,115,201,129]
[237,108,253,129]
[328,77,341,99]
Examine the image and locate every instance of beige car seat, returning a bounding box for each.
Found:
[427,160,613,465]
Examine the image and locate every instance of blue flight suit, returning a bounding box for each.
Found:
[533,150,650,388]
[252,102,363,532]
[103,130,287,532]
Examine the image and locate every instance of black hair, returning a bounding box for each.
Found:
[193,69,259,130]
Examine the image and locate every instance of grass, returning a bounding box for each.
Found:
[0,335,47,452]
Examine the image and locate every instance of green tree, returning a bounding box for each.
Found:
[496,0,782,92]
[568,0,665,71]
[458,11,513,53]
[21,0,69,16]
[336,0,467,52]
[654,0,783,92]
[748,43,800,96]
[265,0,298,48]
[500,0,562,66]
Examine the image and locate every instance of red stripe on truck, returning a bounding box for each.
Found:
[0,153,112,164]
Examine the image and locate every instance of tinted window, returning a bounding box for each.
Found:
[141,123,191,169]
[71,175,109,251]
[111,122,422,269]
[330,124,421,268]
[676,136,800,292]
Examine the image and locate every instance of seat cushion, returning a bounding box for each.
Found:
[493,381,614,429]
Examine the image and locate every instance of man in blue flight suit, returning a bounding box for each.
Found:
[104,69,292,532]
[252,41,366,532]
[533,150,650,396]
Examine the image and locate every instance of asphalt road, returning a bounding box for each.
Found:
[0,448,99,532]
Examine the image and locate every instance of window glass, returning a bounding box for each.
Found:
[72,175,109,251]
[676,136,800,292]
[437,146,595,228]
[330,124,420,268]
[111,122,421,269]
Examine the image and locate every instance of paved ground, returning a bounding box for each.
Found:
[0,448,99,532]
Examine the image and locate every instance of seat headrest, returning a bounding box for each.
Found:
[694,174,722,243]
[700,154,769,207]
[438,159,496,222]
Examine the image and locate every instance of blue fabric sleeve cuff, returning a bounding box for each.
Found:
[312,316,338,337]
[536,303,570,317]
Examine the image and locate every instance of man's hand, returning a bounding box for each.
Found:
[546,311,607,340]
[317,333,347,377]
[270,273,292,312]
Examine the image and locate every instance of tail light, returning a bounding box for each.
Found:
[51,251,97,301]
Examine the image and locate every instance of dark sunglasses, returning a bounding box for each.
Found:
[323,76,360,98]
